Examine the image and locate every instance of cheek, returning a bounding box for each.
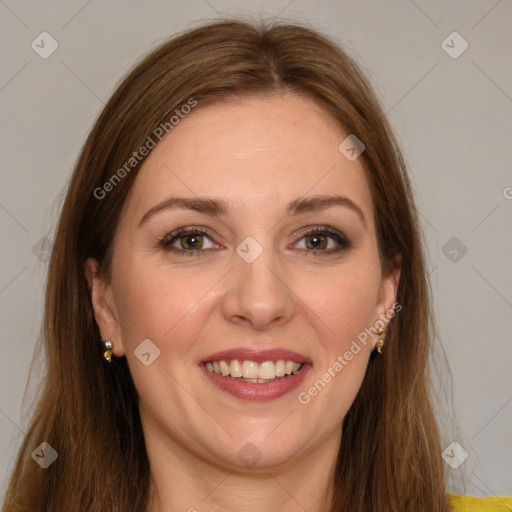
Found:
[293,266,379,419]
[296,261,381,350]
[112,259,218,352]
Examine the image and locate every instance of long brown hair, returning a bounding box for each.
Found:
[2,19,450,511]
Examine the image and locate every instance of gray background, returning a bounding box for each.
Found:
[1,0,511,499]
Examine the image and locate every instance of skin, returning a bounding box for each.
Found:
[85,92,401,512]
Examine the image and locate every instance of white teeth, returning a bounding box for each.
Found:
[229,359,243,377]
[275,359,285,377]
[219,360,230,376]
[204,359,304,380]
[242,360,259,379]
[258,361,276,380]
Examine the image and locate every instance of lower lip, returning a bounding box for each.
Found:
[200,363,312,401]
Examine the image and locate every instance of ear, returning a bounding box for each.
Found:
[84,257,126,357]
[372,253,402,346]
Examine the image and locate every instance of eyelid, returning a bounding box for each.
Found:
[159,226,217,251]
[159,224,352,256]
[290,225,352,251]
[294,225,349,240]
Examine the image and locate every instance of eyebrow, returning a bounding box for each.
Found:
[137,194,366,228]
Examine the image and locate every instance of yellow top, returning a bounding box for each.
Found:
[449,494,512,511]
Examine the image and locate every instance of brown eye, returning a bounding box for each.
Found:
[293,227,352,255]
[159,226,219,257]
[304,234,329,250]
[178,233,204,250]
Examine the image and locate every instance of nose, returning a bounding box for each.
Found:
[221,243,296,331]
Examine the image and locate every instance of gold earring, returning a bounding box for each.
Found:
[103,340,113,362]
[375,327,386,354]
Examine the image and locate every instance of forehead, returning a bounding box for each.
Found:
[123,92,374,224]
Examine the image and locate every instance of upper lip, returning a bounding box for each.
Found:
[200,348,312,364]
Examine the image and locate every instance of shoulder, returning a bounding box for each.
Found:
[448,493,512,511]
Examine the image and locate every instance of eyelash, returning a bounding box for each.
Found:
[158,225,352,258]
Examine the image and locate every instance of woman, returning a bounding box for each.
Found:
[2,19,511,512]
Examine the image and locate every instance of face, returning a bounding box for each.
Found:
[86,92,400,472]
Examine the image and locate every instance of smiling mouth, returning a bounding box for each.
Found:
[202,359,304,383]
